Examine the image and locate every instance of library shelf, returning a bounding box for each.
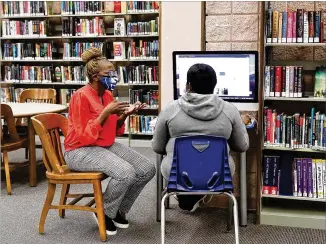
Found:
[265,42,326,47]
[0,34,159,40]
[260,207,326,230]
[1,82,85,86]
[262,194,326,202]
[0,59,159,63]
[0,36,62,40]
[263,146,326,153]
[264,97,326,102]
[61,11,159,17]
[0,15,61,19]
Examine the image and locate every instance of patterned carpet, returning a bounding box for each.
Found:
[1,147,326,244]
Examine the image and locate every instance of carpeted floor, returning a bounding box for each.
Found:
[1,147,326,244]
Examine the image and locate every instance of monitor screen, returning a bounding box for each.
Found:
[173,51,259,103]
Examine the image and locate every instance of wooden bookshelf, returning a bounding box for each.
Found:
[0,1,160,146]
[259,1,326,230]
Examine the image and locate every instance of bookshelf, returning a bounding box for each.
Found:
[259,2,326,230]
[0,1,160,146]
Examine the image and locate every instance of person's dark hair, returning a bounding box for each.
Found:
[186,63,217,95]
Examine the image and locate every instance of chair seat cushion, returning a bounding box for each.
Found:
[46,171,106,180]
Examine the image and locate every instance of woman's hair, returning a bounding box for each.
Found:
[81,47,114,81]
[186,63,217,95]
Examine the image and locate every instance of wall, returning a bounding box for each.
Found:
[205,1,263,210]
[160,1,202,108]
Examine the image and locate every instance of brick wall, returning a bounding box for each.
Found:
[205,1,262,210]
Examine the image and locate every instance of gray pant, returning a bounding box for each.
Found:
[64,142,156,218]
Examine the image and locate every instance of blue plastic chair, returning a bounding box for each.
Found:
[161,135,239,244]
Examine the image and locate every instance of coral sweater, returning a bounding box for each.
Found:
[64,84,125,151]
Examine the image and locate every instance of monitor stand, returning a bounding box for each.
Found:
[230,102,259,112]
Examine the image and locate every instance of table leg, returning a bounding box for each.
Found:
[28,117,37,187]
[240,151,247,227]
[156,154,163,222]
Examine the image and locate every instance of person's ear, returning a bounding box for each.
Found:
[186,83,192,92]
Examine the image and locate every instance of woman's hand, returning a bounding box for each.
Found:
[105,100,130,115]
[124,101,147,115]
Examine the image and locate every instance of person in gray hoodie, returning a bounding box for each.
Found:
[152,63,250,211]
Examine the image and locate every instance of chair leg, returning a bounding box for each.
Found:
[93,180,107,242]
[39,182,56,234]
[59,184,70,218]
[25,148,28,159]
[226,197,233,232]
[161,193,172,244]
[224,193,240,244]
[3,152,12,195]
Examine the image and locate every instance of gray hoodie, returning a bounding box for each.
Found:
[151,93,249,180]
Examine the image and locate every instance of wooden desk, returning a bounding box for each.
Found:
[3,102,66,186]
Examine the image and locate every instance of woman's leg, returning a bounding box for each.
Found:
[107,142,156,214]
[64,146,136,219]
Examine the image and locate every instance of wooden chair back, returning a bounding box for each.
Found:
[31,113,68,174]
[20,89,56,103]
[1,104,20,143]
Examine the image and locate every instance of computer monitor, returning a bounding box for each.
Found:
[173,51,259,111]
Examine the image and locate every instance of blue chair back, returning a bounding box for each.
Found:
[167,135,233,193]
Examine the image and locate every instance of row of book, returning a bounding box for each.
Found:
[129,89,159,109]
[0,87,23,103]
[1,1,49,16]
[263,107,326,151]
[117,65,159,84]
[127,115,157,135]
[262,156,326,199]
[61,1,159,15]
[4,65,53,83]
[59,89,77,106]
[113,40,159,60]
[62,17,104,37]
[62,42,103,60]
[114,18,159,36]
[2,64,159,85]
[2,43,53,60]
[1,1,160,17]
[2,20,48,37]
[264,66,303,98]
[265,8,325,43]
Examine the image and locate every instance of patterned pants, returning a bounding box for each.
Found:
[64,142,156,218]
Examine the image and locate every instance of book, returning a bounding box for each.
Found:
[314,66,326,98]
[113,42,126,60]
[128,115,157,134]
[129,89,159,108]
[114,18,126,36]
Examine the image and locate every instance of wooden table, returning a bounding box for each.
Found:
[3,102,67,186]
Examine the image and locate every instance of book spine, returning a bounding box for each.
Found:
[285,66,290,97]
[302,158,308,197]
[264,66,270,97]
[294,66,298,97]
[278,12,283,43]
[323,160,326,199]
[297,67,303,97]
[312,159,317,198]
[315,11,321,43]
[271,156,280,195]
[303,11,309,43]
[266,8,273,43]
[316,159,324,198]
[308,158,313,198]
[274,66,282,97]
[292,12,297,42]
[281,11,287,43]
[270,66,275,97]
[296,9,304,43]
[297,158,302,197]
[293,158,298,196]
[281,66,286,97]
[272,11,279,43]
[287,11,293,43]
[263,156,271,194]
[289,66,294,97]
[308,11,314,43]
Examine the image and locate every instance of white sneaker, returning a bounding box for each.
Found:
[190,195,214,212]
[93,213,117,236]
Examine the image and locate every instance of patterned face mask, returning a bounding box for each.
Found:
[100,71,119,91]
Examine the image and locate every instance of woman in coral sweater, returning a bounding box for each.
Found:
[64,47,155,236]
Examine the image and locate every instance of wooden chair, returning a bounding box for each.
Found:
[1,104,28,195]
[31,113,108,242]
[18,88,57,159]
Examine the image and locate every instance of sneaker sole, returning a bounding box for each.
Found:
[190,196,206,213]
[92,213,117,236]
[112,220,129,229]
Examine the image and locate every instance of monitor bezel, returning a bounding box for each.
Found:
[172,50,259,103]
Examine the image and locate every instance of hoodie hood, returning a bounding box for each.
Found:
[178,93,224,121]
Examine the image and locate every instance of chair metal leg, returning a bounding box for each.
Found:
[156,154,163,222]
[226,197,233,232]
[224,193,239,244]
[161,193,173,244]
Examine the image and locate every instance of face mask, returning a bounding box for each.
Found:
[100,76,118,91]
